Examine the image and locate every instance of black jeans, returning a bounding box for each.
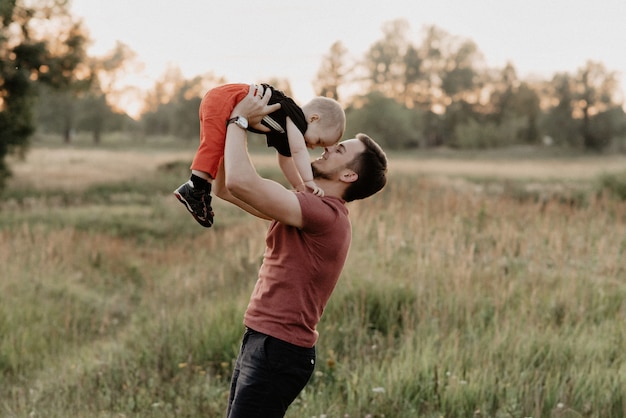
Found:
[226,328,316,418]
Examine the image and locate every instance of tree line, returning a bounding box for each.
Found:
[2,2,626,189]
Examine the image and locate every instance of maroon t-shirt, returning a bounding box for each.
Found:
[243,192,351,347]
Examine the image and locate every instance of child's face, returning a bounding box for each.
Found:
[304,123,340,149]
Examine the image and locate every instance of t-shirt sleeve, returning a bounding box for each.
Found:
[280,98,307,132]
[266,131,292,156]
[296,192,340,234]
[266,97,307,157]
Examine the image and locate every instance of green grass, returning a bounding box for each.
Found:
[1,146,625,417]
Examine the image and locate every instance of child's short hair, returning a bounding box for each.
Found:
[304,97,346,140]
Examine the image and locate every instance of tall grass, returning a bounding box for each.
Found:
[1,149,625,417]
[304,175,626,417]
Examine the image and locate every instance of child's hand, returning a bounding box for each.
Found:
[304,180,324,197]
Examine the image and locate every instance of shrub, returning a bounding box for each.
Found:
[598,170,626,200]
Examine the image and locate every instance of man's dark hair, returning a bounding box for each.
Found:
[343,133,388,202]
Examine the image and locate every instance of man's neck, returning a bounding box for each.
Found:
[315,179,344,199]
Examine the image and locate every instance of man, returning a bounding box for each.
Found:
[219,84,387,418]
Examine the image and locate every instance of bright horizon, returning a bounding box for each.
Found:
[70,0,626,117]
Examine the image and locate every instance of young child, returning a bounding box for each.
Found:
[173,83,346,227]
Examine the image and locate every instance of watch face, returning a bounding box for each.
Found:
[235,116,248,129]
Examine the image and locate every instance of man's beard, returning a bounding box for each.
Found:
[311,162,334,181]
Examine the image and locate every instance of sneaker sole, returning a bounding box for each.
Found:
[173,191,214,228]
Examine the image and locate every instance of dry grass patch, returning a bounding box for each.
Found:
[390,154,626,179]
[7,147,626,193]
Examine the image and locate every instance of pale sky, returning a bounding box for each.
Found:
[70,0,626,115]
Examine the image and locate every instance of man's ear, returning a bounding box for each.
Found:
[340,169,358,183]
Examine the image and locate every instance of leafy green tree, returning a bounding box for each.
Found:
[489,62,519,122]
[364,19,411,99]
[74,93,110,143]
[402,43,423,108]
[168,76,205,139]
[345,91,421,149]
[540,73,580,146]
[510,82,541,143]
[141,68,226,139]
[443,99,480,146]
[439,37,483,103]
[488,64,540,144]
[540,62,623,150]
[141,65,188,136]
[437,38,485,145]
[455,118,501,149]
[413,25,457,113]
[81,42,138,143]
[32,6,89,144]
[0,0,87,188]
[35,85,76,138]
[363,22,486,146]
[574,61,620,150]
[314,41,349,101]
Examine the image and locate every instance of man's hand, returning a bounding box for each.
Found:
[231,84,281,126]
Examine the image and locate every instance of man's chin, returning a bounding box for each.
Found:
[311,163,332,181]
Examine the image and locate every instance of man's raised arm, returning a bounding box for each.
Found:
[223,84,304,228]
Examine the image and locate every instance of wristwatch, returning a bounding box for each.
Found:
[227,116,248,129]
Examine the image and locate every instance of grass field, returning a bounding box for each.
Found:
[1,138,626,417]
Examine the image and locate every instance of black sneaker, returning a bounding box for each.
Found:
[173,180,214,227]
